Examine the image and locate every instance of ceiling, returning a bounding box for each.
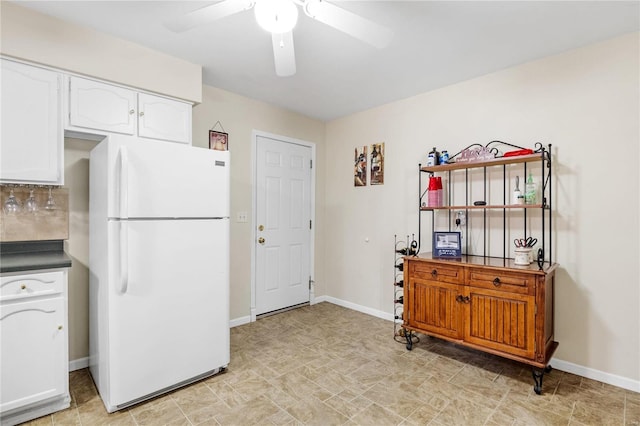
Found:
[11,1,640,122]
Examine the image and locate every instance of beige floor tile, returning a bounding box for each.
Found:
[214,394,283,425]
[626,399,640,425]
[53,303,635,426]
[433,397,494,425]
[349,402,404,426]
[494,397,570,426]
[50,406,81,425]
[129,398,187,426]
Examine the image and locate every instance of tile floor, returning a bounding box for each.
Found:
[23,302,639,425]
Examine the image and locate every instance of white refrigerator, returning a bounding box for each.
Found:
[89,135,230,412]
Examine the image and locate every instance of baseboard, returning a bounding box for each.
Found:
[69,357,89,372]
[316,296,640,393]
[230,315,251,328]
[318,295,394,322]
[551,358,640,393]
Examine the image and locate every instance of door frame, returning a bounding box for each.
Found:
[250,130,316,322]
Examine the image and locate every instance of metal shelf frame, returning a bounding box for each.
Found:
[417,142,552,268]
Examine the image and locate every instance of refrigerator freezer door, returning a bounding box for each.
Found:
[106,219,229,408]
[108,136,230,219]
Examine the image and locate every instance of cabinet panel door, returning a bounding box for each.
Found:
[464,287,535,359]
[0,59,62,184]
[69,76,136,135]
[406,279,463,339]
[0,298,67,412]
[138,93,191,144]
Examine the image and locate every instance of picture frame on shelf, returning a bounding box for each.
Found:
[432,231,462,258]
[209,130,228,151]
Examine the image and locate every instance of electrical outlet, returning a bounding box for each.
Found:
[457,211,466,225]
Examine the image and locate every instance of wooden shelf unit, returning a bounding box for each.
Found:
[408,144,557,395]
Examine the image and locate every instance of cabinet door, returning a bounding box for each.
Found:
[464,287,535,359]
[406,278,463,340]
[69,76,136,135]
[138,93,192,144]
[0,59,62,184]
[0,298,67,412]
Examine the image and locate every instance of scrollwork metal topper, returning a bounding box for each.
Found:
[447,140,545,164]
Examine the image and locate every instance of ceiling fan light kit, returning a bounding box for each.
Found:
[166,0,393,77]
[254,0,299,34]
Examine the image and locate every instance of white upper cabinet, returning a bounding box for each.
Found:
[66,76,192,145]
[138,93,191,144]
[1,59,63,185]
[68,76,136,135]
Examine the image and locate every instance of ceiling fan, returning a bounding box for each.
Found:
[165,0,394,77]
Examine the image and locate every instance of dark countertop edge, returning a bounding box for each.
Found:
[1,240,64,254]
[0,240,72,273]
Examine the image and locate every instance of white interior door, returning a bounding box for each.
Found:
[255,135,312,315]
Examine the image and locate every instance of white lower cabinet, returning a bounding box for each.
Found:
[66,75,192,144]
[0,269,69,426]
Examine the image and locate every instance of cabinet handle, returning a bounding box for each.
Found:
[431,269,438,277]
[129,109,135,115]
[493,277,501,287]
[139,111,145,117]
[20,284,26,290]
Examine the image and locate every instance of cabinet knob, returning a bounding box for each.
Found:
[129,109,135,115]
[258,237,265,245]
[139,111,145,117]
[20,284,26,290]
[58,325,63,330]
[431,269,438,277]
[493,277,501,287]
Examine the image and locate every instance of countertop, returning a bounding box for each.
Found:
[0,240,72,273]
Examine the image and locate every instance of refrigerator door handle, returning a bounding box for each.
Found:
[119,146,129,219]
[120,221,129,294]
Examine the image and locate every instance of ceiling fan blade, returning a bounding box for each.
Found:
[271,31,296,77]
[164,0,254,32]
[304,0,393,49]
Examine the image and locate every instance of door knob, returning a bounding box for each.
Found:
[258,237,265,244]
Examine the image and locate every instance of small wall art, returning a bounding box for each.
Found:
[370,142,384,185]
[354,146,367,187]
[209,130,228,151]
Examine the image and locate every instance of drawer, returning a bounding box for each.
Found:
[468,268,534,295]
[1,271,64,301]
[407,260,464,284]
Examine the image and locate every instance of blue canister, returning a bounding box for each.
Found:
[441,150,449,164]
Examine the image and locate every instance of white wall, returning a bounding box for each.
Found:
[191,85,326,321]
[324,33,640,386]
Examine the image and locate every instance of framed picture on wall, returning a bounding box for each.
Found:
[370,142,384,185]
[354,146,367,186]
[209,130,229,151]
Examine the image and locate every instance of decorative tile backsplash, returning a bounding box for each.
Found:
[0,186,69,242]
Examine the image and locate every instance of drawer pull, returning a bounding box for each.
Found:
[493,277,501,287]
[456,295,470,304]
[20,284,27,290]
[431,269,438,277]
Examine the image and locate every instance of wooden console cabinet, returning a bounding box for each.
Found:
[403,254,558,394]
